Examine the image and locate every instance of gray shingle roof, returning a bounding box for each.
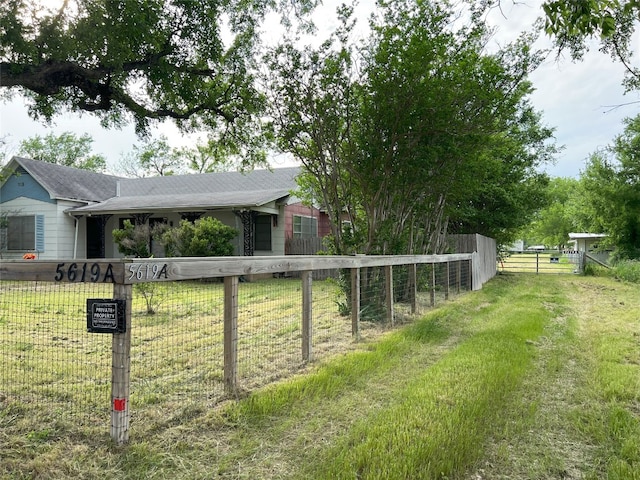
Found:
[70,189,294,213]
[3,157,301,213]
[8,156,122,202]
[118,167,300,197]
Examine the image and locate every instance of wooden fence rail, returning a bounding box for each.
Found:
[1,253,485,444]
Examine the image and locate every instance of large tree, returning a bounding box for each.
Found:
[115,135,242,177]
[18,131,106,171]
[267,0,554,255]
[0,0,312,165]
[579,114,640,259]
[116,135,183,177]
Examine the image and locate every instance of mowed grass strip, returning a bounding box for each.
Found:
[566,277,640,480]
[464,274,640,480]
[218,275,560,479]
[292,276,558,479]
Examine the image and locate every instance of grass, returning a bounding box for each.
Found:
[609,259,640,283]
[566,277,640,480]
[1,273,639,478]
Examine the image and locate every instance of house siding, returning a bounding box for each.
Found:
[0,170,55,205]
[284,203,331,239]
[0,197,59,259]
[56,200,84,258]
[257,206,286,257]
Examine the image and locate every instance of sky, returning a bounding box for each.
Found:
[1,1,638,178]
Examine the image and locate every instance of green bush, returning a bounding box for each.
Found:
[113,217,237,258]
[112,220,153,258]
[162,217,237,257]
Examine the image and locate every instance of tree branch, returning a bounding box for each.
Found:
[1,55,236,123]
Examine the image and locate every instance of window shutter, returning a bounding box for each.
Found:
[35,215,45,252]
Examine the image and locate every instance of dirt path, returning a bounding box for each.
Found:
[465,274,638,480]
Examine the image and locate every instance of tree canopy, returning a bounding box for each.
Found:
[543,0,640,92]
[522,177,581,250]
[114,134,243,177]
[17,131,106,171]
[578,114,640,259]
[267,0,555,254]
[0,0,313,165]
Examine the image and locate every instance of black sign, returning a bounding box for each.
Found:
[87,299,126,333]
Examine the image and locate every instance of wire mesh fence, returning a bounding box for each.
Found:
[128,280,226,423]
[1,256,476,441]
[0,281,114,425]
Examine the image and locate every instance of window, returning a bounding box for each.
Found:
[3,215,43,251]
[293,215,318,238]
[254,215,272,251]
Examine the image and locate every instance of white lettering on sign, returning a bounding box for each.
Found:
[127,263,169,281]
[91,303,118,328]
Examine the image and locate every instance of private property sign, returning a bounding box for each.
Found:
[86,299,126,333]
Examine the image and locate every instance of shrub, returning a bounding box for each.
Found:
[113,217,237,259]
[162,217,237,257]
[112,220,153,258]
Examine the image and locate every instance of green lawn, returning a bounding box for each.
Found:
[1,273,639,479]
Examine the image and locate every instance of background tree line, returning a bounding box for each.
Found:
[523,113,640,262]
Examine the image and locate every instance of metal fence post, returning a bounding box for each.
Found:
[111,282,132,445]
[301,271,313,362]
[351,267,360,340]
[224,275,239,395]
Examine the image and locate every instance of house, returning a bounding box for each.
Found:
[567,232,610,266]
[0,157,331,260]
[567,232,608,253]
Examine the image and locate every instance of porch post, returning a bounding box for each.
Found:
[235,210,256,256]
[96,214,112,259]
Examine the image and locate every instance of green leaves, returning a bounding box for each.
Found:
[162,217,237,257]
[267,0,554,254]
[0,0,313,156]
[543,0,640,91]
[578,114,640,259]
[18,131,107,172]
[113,217,237,258]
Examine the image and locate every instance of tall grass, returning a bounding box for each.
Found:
[298,281,555,479]
[610,259,640,283]
[566,277,640,479]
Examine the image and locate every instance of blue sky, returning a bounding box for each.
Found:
[1,1,638,178]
